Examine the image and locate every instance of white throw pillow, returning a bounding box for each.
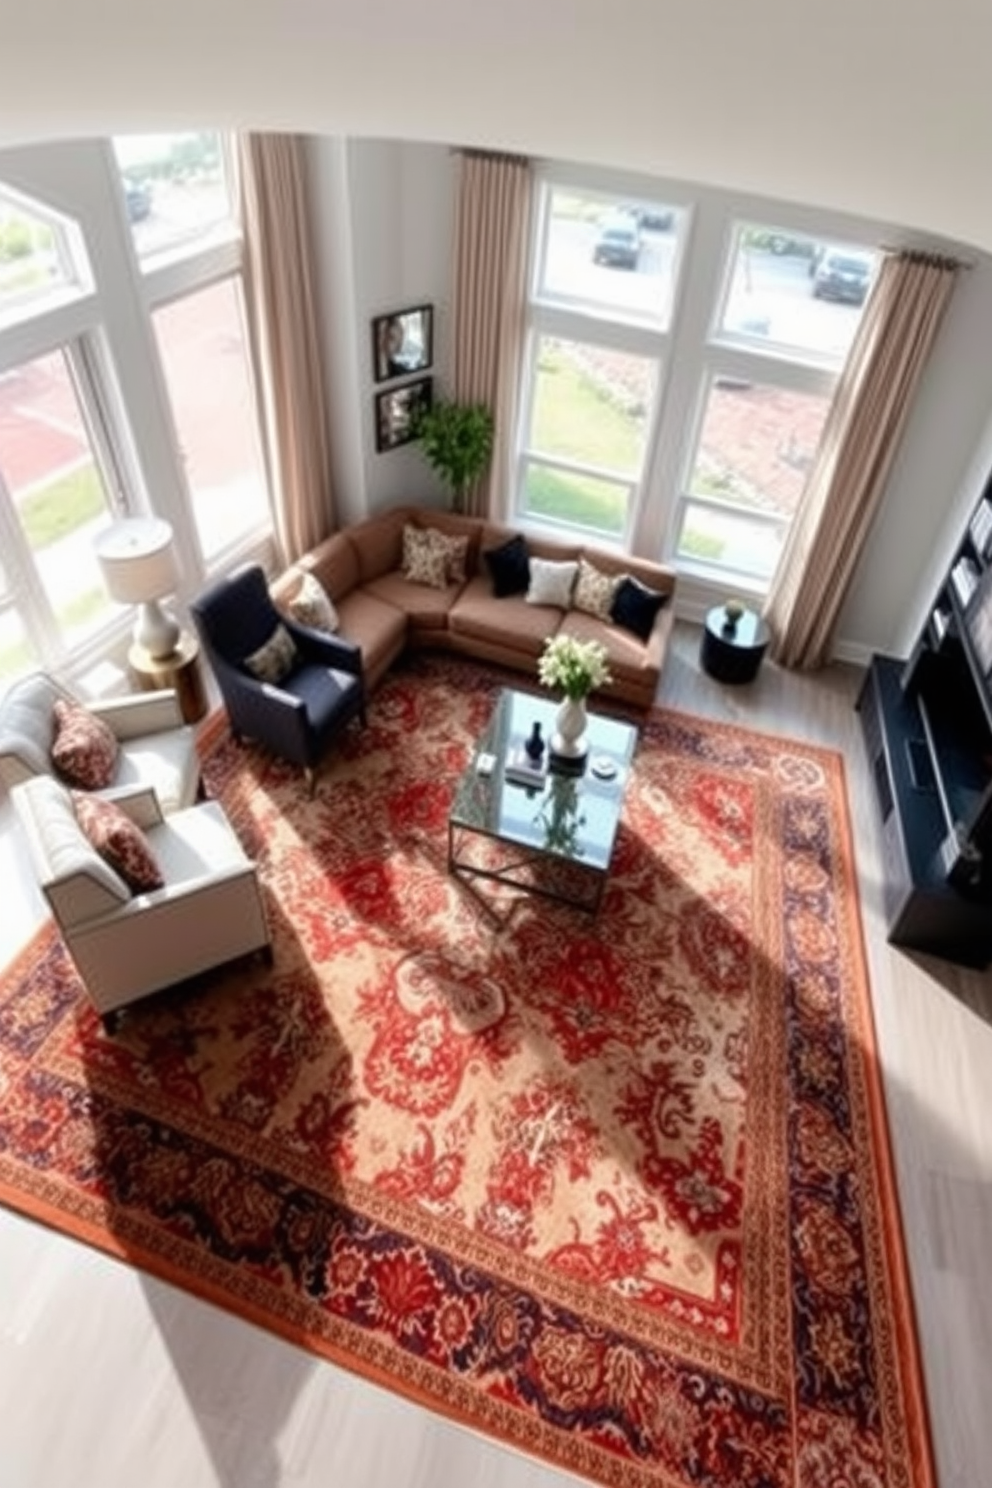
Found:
[286,571,339,633]
[526,558,579,609]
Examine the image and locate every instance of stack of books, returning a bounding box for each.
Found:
[504,747,546,789]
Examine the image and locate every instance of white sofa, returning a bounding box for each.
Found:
[12,775,271,1030]
[0,671,201,814]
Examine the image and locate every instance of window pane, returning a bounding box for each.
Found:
[523,462,629,538]
[720,224,878,360]
[676,500,786,580]
[528,337,656,475]
[0,604,37,684]
[539,188,681,326]
[113,133,233,263]
[0,187,81,327]
[0,350,118,645]
[153,278,269,562]
[689,380,831,514]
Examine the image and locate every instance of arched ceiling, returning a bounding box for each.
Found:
[2,0,989,252]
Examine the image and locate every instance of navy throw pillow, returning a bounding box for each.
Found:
[484,534,531,598]
[611,575,669,641]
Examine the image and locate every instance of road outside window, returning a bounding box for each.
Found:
[113,133,234,266]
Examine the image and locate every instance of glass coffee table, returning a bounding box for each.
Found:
[448,688,638,914]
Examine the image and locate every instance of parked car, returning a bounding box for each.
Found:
[627,203,675,233]
[592,214,642,269]
[811,248,874,305]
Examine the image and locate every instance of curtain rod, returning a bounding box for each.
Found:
[880,245,974,270]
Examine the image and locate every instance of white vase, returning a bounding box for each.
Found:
[553,695,588,758]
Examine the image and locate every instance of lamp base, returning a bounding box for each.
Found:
[134,601,180,661]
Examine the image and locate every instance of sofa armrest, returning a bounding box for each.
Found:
[642,597,676,672]
[101,783,166,831]
[92,690,184,739]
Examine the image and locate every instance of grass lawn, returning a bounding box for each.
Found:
[17,463,105,548]
[525,466,626,536]
[531,344,644,474]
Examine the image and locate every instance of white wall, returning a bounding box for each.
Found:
[309,138,992,659]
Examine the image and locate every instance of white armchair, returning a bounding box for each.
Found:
[12,775,272,1030]
[0,671,201,813]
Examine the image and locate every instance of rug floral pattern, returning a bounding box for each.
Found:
[0,657,933,1488]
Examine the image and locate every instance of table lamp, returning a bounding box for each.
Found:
[94,517,181,660]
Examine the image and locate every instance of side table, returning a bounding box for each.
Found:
[700,606,771,684]
[128,631,208,724]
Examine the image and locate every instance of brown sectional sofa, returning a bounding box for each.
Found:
[270,506,677,710]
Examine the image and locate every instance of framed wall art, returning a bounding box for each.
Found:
[372,305,433,383]
[375,376,432,453]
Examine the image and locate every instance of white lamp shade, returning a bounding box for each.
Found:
[95,518,180,603]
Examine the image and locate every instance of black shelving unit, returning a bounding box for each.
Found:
[857,486,992,967]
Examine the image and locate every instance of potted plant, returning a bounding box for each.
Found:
[414,399,494,514]
[537,634,612,760]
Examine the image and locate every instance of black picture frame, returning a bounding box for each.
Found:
[372,305,434,384]
[375,376,432,453]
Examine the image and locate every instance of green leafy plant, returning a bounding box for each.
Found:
[414,399,494,513]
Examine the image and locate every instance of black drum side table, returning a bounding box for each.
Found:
[700,606,771,684]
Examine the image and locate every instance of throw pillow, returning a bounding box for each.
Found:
[526,557,579,609]
[483,534,531,598]
[50,698,119,791]
[286,571,339,634]
[244,623,299,684]
[72,792,164,894]
[402,525,450,589]
[611,575,670,642]
[424,529,469,584]
[572,558,620,621]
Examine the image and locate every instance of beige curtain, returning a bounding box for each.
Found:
[764,251,958,669]
[237,134,333,565]
[451,150,532,519]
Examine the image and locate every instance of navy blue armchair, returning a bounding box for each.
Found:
[190,565,366,794]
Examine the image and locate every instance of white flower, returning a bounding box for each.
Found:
[537,635,612,701]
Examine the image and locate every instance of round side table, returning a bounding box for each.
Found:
[700,606,771,684]
[128,630,208,724]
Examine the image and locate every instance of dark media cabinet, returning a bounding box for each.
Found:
[857,485,992,968]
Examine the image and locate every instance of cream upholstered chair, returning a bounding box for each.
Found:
[0,671,201,813]
[12,775,271,1031]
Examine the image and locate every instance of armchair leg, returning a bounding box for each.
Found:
[305,766,316,797]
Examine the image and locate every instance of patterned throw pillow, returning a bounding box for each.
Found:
[72,792,164,894]
[402,525,449,590]
[572,557,621,621]
[526,558,579,609]
[244,623,299,684]
[286,571,339,633]
[50,698,119,790]
[423,529,469,584]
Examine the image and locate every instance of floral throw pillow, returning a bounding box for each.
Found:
[402,525,449,590]
[72,792,164,894]
[244,623,299,684]
[286,571,339,633]
[50,698,119,790]
[423,529,469,584]
[572,558,620,621]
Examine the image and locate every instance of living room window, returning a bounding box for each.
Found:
[674,222,878,583]
[516,181,680,542]
[112,132,237,270]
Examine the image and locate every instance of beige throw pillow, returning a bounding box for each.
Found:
[526,557,579,608]
[244,623,298,684]
[286,571,339,633]
[402,525,449,589]
[572,558,620,621]
[424,529,469,584]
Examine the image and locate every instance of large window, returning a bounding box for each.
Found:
[517,184,682,542]
[515,186,879,589]
[113,132,234,267]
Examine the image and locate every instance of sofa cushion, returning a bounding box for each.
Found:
[244,622,299,684]
[572,556,621,621]
[402,525,450,589]
[363,571,460,631]
[278,570,339,634]
[611,575,670,641]
[449,576,561,659]
[334,588,408,675]
[50,698,119,791]
[526,557,578,609]
[556,610,659,691]
[483,534,531,598]
[72,791,164,894]
[348,510,408,583]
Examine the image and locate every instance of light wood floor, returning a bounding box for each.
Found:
[1,621,989,1488]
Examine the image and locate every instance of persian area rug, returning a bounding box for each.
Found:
[0,655,933,1488]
